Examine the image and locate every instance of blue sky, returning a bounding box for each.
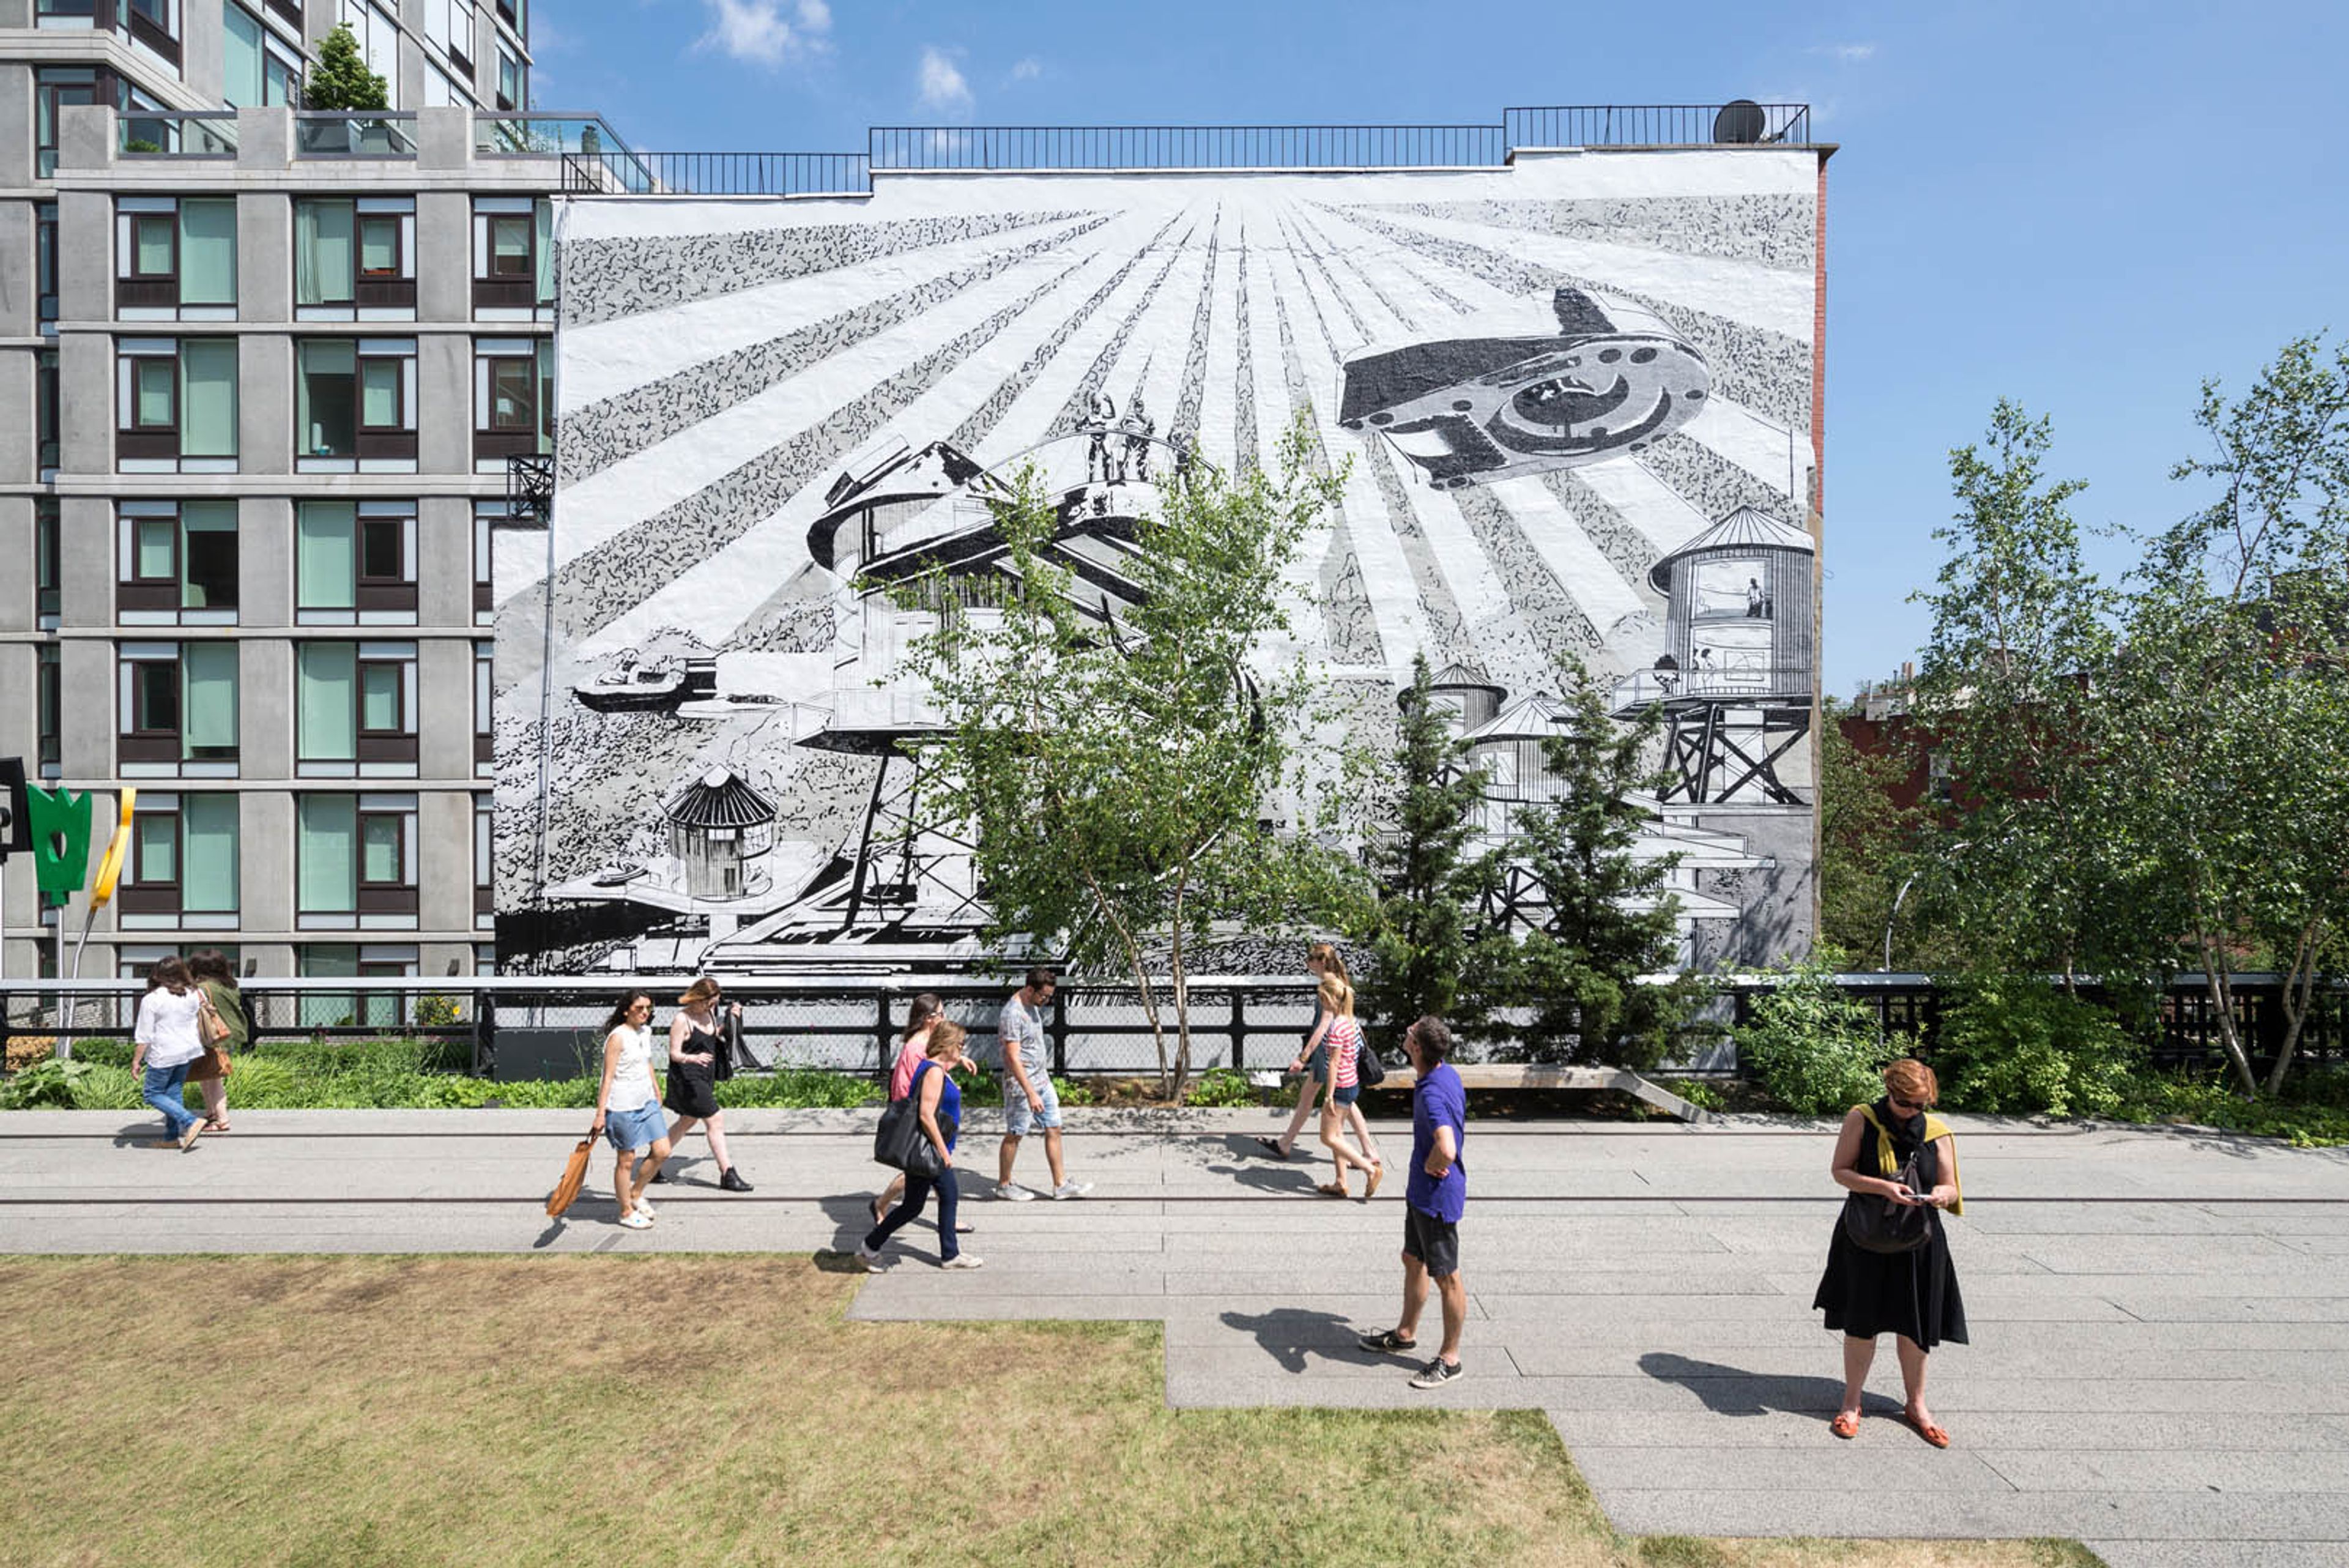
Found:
[536,1,2345,695]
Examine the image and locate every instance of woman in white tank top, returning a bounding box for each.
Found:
[592,992,672,1229]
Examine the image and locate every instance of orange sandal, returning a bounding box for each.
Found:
[1904,1409,1951,1448]
[1829,1412,1860,1440]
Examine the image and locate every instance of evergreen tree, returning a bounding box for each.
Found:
[1497,658,1701,1070]
[302,23,389,111]
[1353,654,1507,1053]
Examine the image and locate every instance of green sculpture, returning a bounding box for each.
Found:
[26,784,93,908]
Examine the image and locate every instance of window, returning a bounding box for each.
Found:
[473,502,498,623]
[474,337,552,466]
[297,500,418,622]
[118,500,239,623]
[475,797,494,921]
[34,67,120,180]
[37,646,63,775]
[117,792,239,926]
[299,943,415,1025]
[297,338,418,471]
[495,46,524,111]
[35,0,102,25]
[223,2,301,108]
[298,796,418,927]
[475,643,494,773]
[117,641,239,775]
[297,641,418,775]
[471,198,552,314]
[38,352,60,474]
[36,501,62,625]
[338,0,401,105]
[495,0,521,34]
[116,198,236,318]
[36,204,58,324]
[124,0,181,64]
[424,0,474,73]
[295,199,417,317]
[116,338,238,471]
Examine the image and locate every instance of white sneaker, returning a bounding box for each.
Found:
[1051,1181,1093,1200]
[618,1212,654,1230]
[941,1254,985,1270]
[995,1183,1036,1202]
[635,1197,658,1220]
[855,1245,885,1272]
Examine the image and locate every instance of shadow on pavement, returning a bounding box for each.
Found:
[1204,1157,1321,1197]
[1639,1351,1902,1419]
[1219,1306,1370,1374]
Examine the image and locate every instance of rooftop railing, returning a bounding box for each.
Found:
[293,111,419,158]
[562,101,1819,197]
[117,110,239,158]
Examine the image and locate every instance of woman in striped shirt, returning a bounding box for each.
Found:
[1311,971,1381,1200]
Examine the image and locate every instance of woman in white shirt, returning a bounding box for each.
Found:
[590,992,672,1230]
[129,956,208,1151]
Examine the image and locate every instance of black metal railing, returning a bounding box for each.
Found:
[869,122,1510,172]
[4,973,2340,1085]
[562,150,872,196]
[1505,102,1813,149]
[556,103,1820,198]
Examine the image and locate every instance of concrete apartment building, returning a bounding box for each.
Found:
[0,0,604,993]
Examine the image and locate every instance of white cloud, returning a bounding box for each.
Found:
[697,0,831,67]
[918,46,972,112]
[1809,41,1876,62]
[1010,56,1042,81]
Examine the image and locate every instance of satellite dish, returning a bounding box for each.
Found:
[1713,100,1767,144]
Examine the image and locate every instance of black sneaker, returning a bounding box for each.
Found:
[1357,1329,1418,1356]
[1408,1356,1463,1390]
[719,1167,752,1192]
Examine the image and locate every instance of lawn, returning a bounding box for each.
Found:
[0,1256,2098,1568]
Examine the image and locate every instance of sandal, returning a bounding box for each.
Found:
[1829,1411,1860,1440]
[1315,1181,1349,1198]
[1903,1408,1951,1449]
[203,1120,231,1134]
[1362,1164,1383,1202]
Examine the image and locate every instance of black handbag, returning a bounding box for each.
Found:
[1354,1036,1386,1088]
[715,1011,741,1082]
[873,1066,951,1181]
[1840,1152,1931,1254]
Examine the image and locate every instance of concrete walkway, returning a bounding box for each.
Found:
[4,1106,2345,1567]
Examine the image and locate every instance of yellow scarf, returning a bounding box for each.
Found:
[1857,1104,1963,1216]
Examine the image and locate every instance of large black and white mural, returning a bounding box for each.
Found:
[495,150,1824,975]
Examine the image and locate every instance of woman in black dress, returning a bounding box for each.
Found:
[1816,1057,1965,1446]
[661,977,751,1192]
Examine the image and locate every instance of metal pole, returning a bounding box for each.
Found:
[53,894,71,1059]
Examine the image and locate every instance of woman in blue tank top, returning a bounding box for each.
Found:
[857,1021,981,1270]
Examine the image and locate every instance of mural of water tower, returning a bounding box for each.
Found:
[1611,506,1817,804]
[665,766,778,901]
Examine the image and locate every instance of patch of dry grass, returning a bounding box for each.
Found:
[0,1257,2098,1568]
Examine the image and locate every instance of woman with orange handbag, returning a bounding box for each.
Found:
[186,949,245,1134]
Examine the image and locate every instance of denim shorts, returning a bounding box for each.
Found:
[1329,1083,1360,1107]
[1004,1071,1061,1135]
[603,1099,667,1154]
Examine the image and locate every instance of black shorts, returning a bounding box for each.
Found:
[1402,1206,1460,1279]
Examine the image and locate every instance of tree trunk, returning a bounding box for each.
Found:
[2192,924,2260,1096]
[2263,922,2323,1097]
[1168,906,1193,1102]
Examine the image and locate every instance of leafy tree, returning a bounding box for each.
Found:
[302,23,389,112]
[897,418,1344,1098]
[2101,336,2349,1095]
[1735,953,1906,1115]
[1907,401,2138,989]
[1351,653,1508,1053]
[1816,695,1931,968]
[1493,659,1701,1070]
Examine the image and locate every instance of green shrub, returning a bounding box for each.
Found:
[480,1077,598,1110]
[1934,978,2140,1117]
[68,1064,144,1111]
[2109,1069,2349,1147]
[1182,1068,1258,1108]
[1653,1077,1726,1112]
[1048,1075,1096,1107]
[63,1039,133,1068]
[714,1068,877,1110]
[1734,959,1906,1115]
[0,1059,98,1109]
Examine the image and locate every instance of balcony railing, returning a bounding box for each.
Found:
[1609,664,1817,713]
[560,102,1820,197]
[293,111,418,158]
[475,113,652,188]
[118,110,239,158]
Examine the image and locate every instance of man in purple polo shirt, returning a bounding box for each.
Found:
[1357,1014,1467,1388]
